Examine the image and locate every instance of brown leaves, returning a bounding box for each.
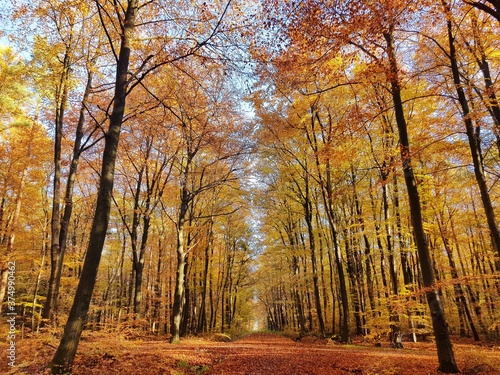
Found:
[2,331,499,374]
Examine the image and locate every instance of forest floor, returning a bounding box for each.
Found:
[1,331,500,375]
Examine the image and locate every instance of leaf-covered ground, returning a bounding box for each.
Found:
[1,331,500,374]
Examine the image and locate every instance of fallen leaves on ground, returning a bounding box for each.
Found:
[1,331,499,374]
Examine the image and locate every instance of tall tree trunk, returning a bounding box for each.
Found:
[301,176,326,336]
[467,14,500,155]
[344,227,363,336]
[0,169,26,313]
[436,214,479,341]
[444,2,500,270]
[44,42,72,323]
[393,174,413,286]
[309,135,349,341]
[381,171,402,347]
[33,211,49,332]
[137,214,151,317]
[384,27,458,373]
[44,67,92,323]
[198,217,214,333]
[152,237,164,333]
[181,265,190,335]
[51,2,138,372]
[171,195,189,343]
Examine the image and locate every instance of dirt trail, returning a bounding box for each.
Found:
[2,332,499,374]
[202,333,437,374]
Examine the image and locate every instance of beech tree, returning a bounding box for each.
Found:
[255,0,467,371]
[162,62,251,343]
[113,113,177,319]
[441,1,500,270]
[2,2,500,374]
[0,46,32,310]
[50,0,140,372]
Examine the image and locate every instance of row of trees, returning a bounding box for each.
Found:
[1,0,500,373]
[0,0,257,373]
[251,0,499,373]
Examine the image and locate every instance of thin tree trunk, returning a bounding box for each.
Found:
[302,177,326,336]
[436,214,480,341]
[0,169,26,314]
[198,218,213,333]
[381,173,402,347]
[44,42,72,323]
[444,4,500,270]
[44,67,92,323]
[171,196,189,343]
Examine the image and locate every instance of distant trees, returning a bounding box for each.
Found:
[253,0,499,372]
[0,0,499,374]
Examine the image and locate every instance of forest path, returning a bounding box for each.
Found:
[3,332,499,374]
[196,333,498,375]
[200,333,437,374]
[204,333,364,374]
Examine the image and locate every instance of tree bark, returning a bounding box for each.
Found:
[384,28,458,373]
[170,194,189,343]
[444,2,500,270]
[50,1,138,372]
[44,67,92,323]
[301,173,326,336]
[43,41,72,323]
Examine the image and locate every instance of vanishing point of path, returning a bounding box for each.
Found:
[3,332,500,374]
[202,333,437,374]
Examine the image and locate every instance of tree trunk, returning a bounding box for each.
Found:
[381,172,402,347]
[198,218,213,333]
[302,176,326,336]
[436,215,480,341]
[44,42,71,323]
[384,27,458,373]
[344,228,363,336]
[0,157,27,314]
[311,150,349,341]
[170,197,189,343]
[50,2,138,372]
[444,3,500,270]
[44,67,92,323]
